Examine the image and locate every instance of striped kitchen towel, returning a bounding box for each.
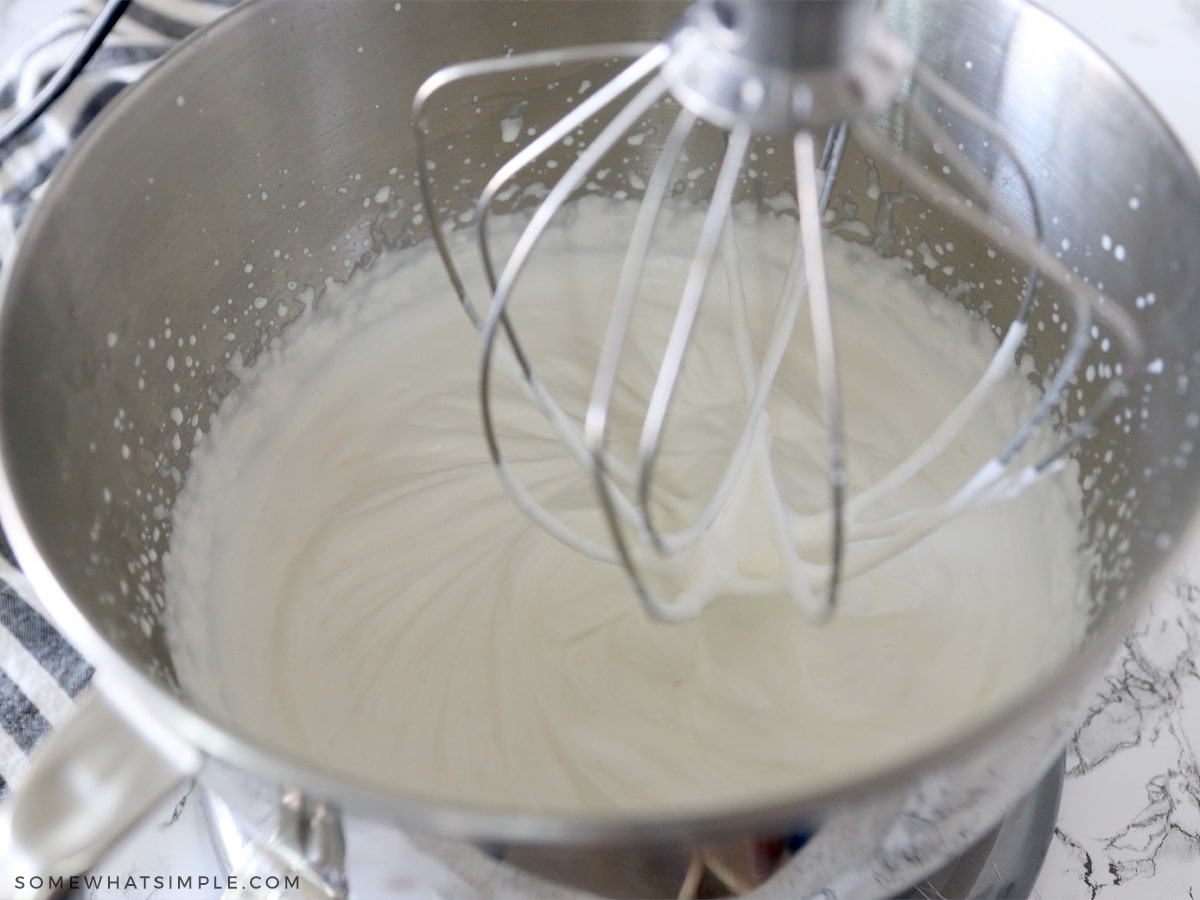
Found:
[0,0,234,799]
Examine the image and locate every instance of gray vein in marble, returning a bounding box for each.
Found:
[1049,575,1200,894]
[159,780,197,831]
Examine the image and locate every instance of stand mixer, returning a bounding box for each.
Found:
[412,0,1143,624]
[2,1,1199,899]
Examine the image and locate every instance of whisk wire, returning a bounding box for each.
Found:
[794,130,846,621]
[412,42,661,329]
[413,44,673,566]
[800,107,1143,588]
[589,121,846,619]
[478,75,673,564]
[908,64,1144,470]
[799,80,1048,531]
[585,108,697,616]
[634,125,753,555]
[851,112,1142,469]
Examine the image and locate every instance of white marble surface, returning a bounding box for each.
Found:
[1039,573,1200,898]
[3,0,1199,898]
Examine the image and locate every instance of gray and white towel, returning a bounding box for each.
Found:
[0,0,234,798]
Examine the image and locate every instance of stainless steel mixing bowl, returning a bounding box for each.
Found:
[1,1,1199,896]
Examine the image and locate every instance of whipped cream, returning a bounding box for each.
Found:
[165,199,1087,814]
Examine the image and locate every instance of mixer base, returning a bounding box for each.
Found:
[200,757,1062,899]
[897,756,1063,899]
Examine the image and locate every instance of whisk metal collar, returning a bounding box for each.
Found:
[662,0,910,132]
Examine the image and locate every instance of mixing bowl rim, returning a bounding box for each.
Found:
[0,0,1195,845]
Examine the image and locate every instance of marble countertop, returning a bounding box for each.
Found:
[2,0,1199,897]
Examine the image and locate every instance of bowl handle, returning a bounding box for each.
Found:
[0,677,201,899]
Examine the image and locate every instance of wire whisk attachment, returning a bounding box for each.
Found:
[412,0,1143,624]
